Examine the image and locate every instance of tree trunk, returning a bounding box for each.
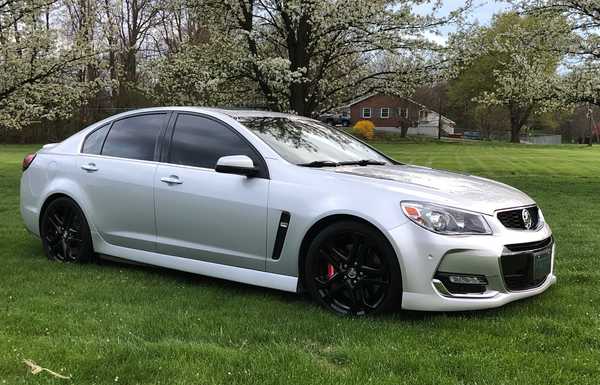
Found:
[285,13,311,116]
[509,105,530,143]
[400,121,408,138]
[509,118,521,143]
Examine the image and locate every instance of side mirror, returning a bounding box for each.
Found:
[215,155,259,177]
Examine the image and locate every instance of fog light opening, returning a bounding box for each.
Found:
[448,275,488,285]
[434,272,488,295]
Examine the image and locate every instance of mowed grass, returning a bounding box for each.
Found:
[1,141,599,385]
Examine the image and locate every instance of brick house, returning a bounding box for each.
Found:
[339,93,455,136]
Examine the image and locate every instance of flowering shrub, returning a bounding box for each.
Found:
[352,120,375,140]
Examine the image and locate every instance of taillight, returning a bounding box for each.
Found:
[22,153,36,172]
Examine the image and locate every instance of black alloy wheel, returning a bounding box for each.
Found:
[305,221,402,315]
[40,197,94,263]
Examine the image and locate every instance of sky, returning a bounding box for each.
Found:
[417,0,513,44]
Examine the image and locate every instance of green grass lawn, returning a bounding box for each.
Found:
[1,142,599,384]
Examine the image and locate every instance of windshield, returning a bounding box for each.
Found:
[239,117,391,166]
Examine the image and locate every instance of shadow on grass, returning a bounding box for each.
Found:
[96,254,305,302]
[17,234,538,325]
[93,253,529,324]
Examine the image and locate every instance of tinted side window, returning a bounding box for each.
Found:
[82,124,110,154]
[169,114,259,169]
[101,114,166,161]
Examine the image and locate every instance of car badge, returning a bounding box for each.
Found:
[522,209,533,230]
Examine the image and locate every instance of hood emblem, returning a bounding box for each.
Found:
[522,209,533,229]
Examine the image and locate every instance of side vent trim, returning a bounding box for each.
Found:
[271,211,291,260]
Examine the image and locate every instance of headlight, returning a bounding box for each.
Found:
[401,201,492,235]
[537,207,545,226]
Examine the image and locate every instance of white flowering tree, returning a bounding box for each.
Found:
[0,0,98,129]
[516,0,600,106]
[448,12,568,142]
[155,0,470,116]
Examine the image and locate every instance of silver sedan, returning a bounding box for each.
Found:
[20,107,556,315]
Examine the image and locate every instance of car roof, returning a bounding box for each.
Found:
[213,108,295,119]
[115,106,302,120]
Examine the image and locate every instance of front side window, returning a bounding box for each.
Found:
[380,108,390,119]
[82,124,110,154]
[361,108,371,118]
[101,114,166,161]
[399,108,408,118]
[240,117,390,165]
[169,114,259,169]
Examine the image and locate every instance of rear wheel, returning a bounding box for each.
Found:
[40,197,94,263]
[304,221,402,315]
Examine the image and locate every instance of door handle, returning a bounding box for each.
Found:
[81,163,98,172]
[160,175,183,185]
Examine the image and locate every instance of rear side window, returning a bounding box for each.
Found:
[168,114,260,169]
[101,114,166,161]
[82,124,110,154]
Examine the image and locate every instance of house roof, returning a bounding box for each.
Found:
[340,92,429,110]
[428,111,456,125]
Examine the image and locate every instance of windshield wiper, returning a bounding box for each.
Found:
[338,159,386,166]
[297,160,340,168]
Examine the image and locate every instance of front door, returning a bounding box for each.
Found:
[154,113,269,270]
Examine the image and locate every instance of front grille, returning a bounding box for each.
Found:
[501,237,553,291]
[497,206,539,230]
[505,236,553,252]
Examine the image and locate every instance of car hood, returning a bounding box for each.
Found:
[332,164,534,215]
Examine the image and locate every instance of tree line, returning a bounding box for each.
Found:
[0,0,598,143]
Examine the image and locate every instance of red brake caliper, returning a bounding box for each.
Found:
[327,263,335,279]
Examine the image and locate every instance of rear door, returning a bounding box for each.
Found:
[79,112,169,251]
[154,113,269,270]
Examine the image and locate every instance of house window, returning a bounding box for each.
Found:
[419,109,428,120]
[361,107,371,119]
[380,107,390,119]
[398,108,408,118]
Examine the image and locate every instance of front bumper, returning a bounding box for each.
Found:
[387,220,556,311]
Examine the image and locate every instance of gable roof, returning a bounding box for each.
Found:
[340,92,428,110]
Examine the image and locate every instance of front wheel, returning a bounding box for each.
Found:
[40,197,94,263]
[304,221,402,315]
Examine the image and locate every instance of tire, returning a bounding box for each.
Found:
[40,197,94,263]
[304,221,402,316]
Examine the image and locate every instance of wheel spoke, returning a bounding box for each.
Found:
[314,272,343,289]
[329,282,346,297]
[61,240,69,260]
[49,240,64,260]
[356,286,367,307]
[357,286,376,309]
[362,277,389,286]
[348,287,361,314]
[359,287,378,310]
[63,207,75,229]
[44,235,60,246]
[52,212,64,227]
[320,245,346,268]
[347,235,361,263]
[315,273,347,301]
[67,237,83,245]
[360,264,383,275]
[47,215,62,233]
